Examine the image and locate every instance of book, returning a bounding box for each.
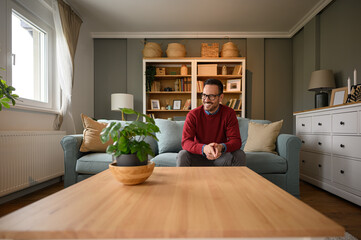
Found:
[183,99,191,110]
[234,99,240,110]
[232,65,242,75]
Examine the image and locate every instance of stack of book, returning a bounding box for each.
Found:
[151,81,161,91]
[197,81,204,92]
[176,78,191,91]
[225,99,242,110]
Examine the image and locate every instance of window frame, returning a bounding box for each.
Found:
[6,0,58,112]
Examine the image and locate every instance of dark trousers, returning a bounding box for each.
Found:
[176,149,246,166]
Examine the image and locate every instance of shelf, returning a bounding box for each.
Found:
[147,91,191,94]
[197,75,242,79]
[197,91,242,94]
[147,109,191,112]
[155,75,192,78]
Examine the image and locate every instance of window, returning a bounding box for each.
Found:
[12,11,47,103]
[6,0,57,111]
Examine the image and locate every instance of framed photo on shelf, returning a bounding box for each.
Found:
[173,100,182,110]
[226,79,241,92]
[330,87,348,106]
[150,99,160,110]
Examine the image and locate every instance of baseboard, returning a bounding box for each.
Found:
[0,176,63,205]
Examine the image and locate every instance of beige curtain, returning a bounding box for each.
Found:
[57,0,83,86]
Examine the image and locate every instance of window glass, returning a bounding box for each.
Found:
[11,11,47,103]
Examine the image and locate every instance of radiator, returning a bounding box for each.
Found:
[0,131,66,197]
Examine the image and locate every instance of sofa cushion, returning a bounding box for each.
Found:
[244,120,283,154]
[155,119,184,154]
[80,114,113,152]
[76,153,112,174]
[152,153,178,167]
[237,118,271,150]
[246,152,287,174]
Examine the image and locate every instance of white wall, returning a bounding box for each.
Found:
[0,0,94,134]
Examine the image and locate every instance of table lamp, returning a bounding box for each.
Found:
[308,70,335,108]
[111,93,134,120]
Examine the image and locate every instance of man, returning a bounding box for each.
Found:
[177,79,246,166]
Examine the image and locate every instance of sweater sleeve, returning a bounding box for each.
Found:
[181,112,204,155]
[224,111,242,152]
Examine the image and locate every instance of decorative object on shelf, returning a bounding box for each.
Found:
[156,67,165,75]
[109,161,155,185]
[151,81,161,92]
[150,99,160,110]
[142,42,162,58]
[222,65,227,75]
[308,69,335,108]
[164,87,173,91]
[221,42,239,57]
[100,108,159,164]
[180,64,188,75]
[330,87,348,106]
[166,43,186,57]
[232,64,242,75]
[226,79,241,92]
[173,100,181,110]
[146,66,156,92]
[198,64,217,76]
[201,43,219,57]
[346,84,361,103]
[183,99,191,110]
[111,93,134,120]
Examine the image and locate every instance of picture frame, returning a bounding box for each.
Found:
[330,87,348,106]
[226,79,241,92]
[150,99,160,110]
[173,100,181,110]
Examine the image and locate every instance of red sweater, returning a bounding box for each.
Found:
[182,104,241,155]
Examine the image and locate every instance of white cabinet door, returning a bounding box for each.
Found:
[312,115,331,133]
[333,156,361,194]
[296,117,311,133]
[332,135,361,159]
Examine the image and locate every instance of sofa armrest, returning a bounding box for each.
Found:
[276,134,302,197]
[60,134,86,187]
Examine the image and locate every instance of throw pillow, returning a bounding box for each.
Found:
[79,114,112,152]
[244,120,283,154]
[154,119,184,154]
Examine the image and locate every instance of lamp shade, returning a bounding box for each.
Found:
[111,93,134,111]
[308,70,335,91]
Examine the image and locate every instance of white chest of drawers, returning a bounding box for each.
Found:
[294,102,361,206]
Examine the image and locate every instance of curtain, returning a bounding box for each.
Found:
[52,0,82,131]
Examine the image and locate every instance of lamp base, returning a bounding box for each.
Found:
[315,92,328,108]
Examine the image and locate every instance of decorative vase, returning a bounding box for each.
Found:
[166,43,186,57]
[222,65,227,75]
[142,42,162,58]
[180,65,188,75]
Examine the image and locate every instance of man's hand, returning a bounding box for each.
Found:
[204,143,223,160]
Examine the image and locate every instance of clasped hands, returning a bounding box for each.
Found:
[204,143,223,160]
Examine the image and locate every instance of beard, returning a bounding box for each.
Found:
[203,101,219,113]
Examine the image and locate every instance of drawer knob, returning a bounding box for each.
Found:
[301,124,305,127]
[302,140,305,144]
[318,142,322,146]
[302,160,305,163]
[318,164,322,168]
[318,122,322,126]
[340,144,345,148]
[340,170,345,174]
[340,121,345,125]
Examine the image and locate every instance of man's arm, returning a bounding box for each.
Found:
[181,112,204,155]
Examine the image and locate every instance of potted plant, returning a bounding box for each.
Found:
[0,68,19,111]
[100,108,160,166]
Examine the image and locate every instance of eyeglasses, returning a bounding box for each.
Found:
[201,93,220,101]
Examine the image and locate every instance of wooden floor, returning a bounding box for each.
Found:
[0,180,360,239]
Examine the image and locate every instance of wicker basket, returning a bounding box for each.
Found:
[201,43,219,57]
[221,42,239,57]
[166,43,186,57]
[142,42,162,58]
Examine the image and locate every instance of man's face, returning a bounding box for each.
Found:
[202,84,223,114]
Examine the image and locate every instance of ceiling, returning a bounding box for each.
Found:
[67,0,333,38]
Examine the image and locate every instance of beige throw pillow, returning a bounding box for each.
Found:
[244,120,283,154]
[79,114,112,152]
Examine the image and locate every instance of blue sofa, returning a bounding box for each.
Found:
[61,118,301,197]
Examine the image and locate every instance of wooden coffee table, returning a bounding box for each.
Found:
[0,167,344,239]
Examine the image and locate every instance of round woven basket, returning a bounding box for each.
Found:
[142,42,162,58]
[166,43,186,57]
[221,42,239,57]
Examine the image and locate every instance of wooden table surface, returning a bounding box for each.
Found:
[0,167,344,239]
